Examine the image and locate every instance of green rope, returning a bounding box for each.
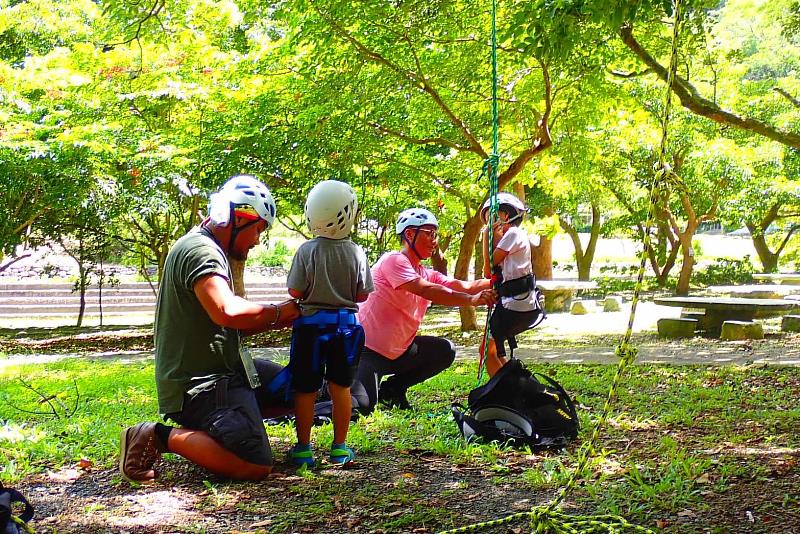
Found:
[477,0,501,385]
[444,0,684,531]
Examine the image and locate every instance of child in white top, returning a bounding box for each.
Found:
[480,192,543,376]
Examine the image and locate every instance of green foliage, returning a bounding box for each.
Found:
[692,256,755,286]
[252,240,292,268]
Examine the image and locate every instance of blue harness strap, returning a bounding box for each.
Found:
[266,309,364,399]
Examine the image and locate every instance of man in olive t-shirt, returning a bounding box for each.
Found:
[119,175,300,482]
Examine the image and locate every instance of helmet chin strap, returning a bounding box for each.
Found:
[227,207,260,253]
[495,208,528,228]
[402,229,425,261]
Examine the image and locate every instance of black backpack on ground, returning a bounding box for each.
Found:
[452,359,579,450]
[0,482,34,534]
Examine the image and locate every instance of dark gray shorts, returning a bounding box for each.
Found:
[166,359,289,466]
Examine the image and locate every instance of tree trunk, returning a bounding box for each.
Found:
[533,238,553,280]
[76,264,87,327]
[750,231,779,273]
[675,240,695,296]
[473,239,483,282]
[533,205,555,280]
[229,257,246,297]
[560,204,600,281]
[454,215,484,331]
[430,246,448,275]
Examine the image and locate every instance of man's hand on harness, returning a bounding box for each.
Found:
[270,299,301,329]
[471,288,497,307]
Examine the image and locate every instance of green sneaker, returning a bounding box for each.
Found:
[288,443,315,467]
[329,443,355,465]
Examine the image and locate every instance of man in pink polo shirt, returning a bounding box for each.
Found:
[354,208,495,412]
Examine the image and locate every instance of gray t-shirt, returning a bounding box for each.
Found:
[154,227,254,414]
[287,237,374,316]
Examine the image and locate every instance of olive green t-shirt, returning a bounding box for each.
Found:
[154,227,245,415]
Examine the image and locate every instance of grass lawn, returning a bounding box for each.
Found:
[1,342,799,533]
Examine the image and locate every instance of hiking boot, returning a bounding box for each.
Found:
[288,443,315,468]
[119,422,166,482]
[379,384,412,410]
[329,443,355,465]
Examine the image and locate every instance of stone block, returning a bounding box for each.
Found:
[680,311,709,330]
[720,321,764,341]
[603,296,623,312]
[570,300,593,315]
[543,288,572,313]
[657,318,698,338]
[781,315,800,332]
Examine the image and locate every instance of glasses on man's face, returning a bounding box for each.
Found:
[416,228,438,240]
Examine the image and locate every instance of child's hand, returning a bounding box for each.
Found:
[491,222,506,243]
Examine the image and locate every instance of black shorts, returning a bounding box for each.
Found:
[166,359,288,466]
[290,323,363,393]
[489,304,542,355]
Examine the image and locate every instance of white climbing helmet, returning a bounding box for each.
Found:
[480,192,527,224]
[304,180,358,239]
[209,174,276,228]
[395,208,439,235]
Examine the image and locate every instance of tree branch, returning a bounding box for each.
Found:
[497,59,552,189]
[368,155,470,204]
[366,121,474,152]
[608,68,654,78]
[0,253,32,274]
[774,87,800,109]
[101,0,165,49]
[619,24,800,149]
[313,5,488,158]
[775,224,800,256]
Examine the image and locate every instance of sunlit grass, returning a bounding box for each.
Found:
[1,356,798,528]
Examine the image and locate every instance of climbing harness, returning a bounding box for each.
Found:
[442,0,684,531]
[267,309,364,399]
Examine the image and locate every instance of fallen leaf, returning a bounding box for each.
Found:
[695,473,711,484]
[250,519,273,528]
[655,519,669,528]
[76,458,93,470]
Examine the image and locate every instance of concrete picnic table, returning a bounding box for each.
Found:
[705,284,800,299]
[654,296,798,336]
[752,273,800,285]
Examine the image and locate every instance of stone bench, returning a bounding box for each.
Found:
[781,315,800,332]
[720,320,764,341]
[657,318,698,339]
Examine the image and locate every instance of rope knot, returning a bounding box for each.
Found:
[615,342,639,363]
[483,153,500,176]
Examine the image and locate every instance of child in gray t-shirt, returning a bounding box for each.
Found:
[286,180,373,467]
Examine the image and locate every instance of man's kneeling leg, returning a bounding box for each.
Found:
[168,377,273,479]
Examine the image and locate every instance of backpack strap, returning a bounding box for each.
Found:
[0,483,34,531]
